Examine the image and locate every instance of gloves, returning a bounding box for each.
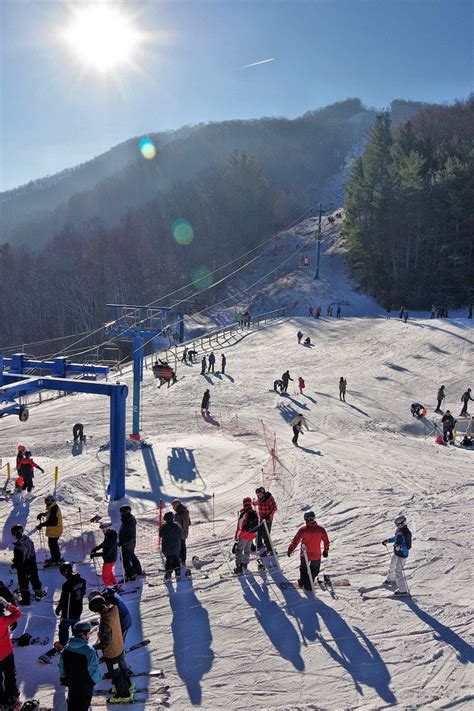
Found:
[36,512,46,520]
[287,551,291,557]
[55,605,61,616]
[231,543,237,554]
[382,540,388,545]
[36,524,43,531]
[322,551,328,558]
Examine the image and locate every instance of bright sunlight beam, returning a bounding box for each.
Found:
[62,5,142,73]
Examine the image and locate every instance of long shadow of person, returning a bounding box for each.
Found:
[1,498,30,550]
[275,579,321,644]
[401,598,474,664]
[315,597,396,704]
[240,575,304,671]
[168,578,214,705]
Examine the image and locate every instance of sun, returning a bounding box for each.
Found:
[62,5,142,73]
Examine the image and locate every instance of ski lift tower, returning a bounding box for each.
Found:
[105,304,182,439]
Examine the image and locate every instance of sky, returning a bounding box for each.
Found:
[0,0,472,192]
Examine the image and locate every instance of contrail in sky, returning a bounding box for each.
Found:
[238,58,275,70]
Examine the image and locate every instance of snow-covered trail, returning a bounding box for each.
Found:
[1,313,473,710]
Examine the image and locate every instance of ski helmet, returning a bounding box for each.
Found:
[11,524,24,537]
[163,511,174,523]
[73,620,92,635]
[304,511,316,521]
[119,504,131,514]
[99,520,112,530]
[44,494,55,505]
[255,487,265,494]
[24,450,31,458]
[17,444,26,452]
[394,515,407,526]
[59,562,74,577]
[88,593,106,612]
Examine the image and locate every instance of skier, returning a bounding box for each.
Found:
[0,596,22,709]
[404,310,409,323]
[441,410,456,443]
[281,370,292,393]
[298,376,305,395]
[18,450,44,493]
[399,307,404,319]
[188,349,197,364]
[297,330,303,344]
[171,499,191,566]
[386,306,392,319]
[159,512,182,580]
[58,620,101,711]
[273,379,283,393]
[36,494,64,566]
[182,347,188,364]
[336,305,341,318]
[435,385,446,413]
[304,336,311,346]
[290,413,308,445]
[15,444,26,473]
[208,352,216,373]
[201,356,207,375]
[233,498,258,575]
[339,377,347,402]
[430,305,436,319]
[10,525,44,605]
[308,307,313,317]
[201,389,211,415]
[315,306,321,319]
[90,522,118,586]
[88,594,132,703]
[221,353,226,374]
[460,388,473,416]
[101,588,132,642]
[118,505,142,582]
[287,512,329,591]
[55,562,87,648]
[72,423,85,443]
[382,514,412,595]
[254,487,277,554]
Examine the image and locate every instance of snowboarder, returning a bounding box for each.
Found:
[435,385,445,413]
[171,499,191,565]
[10,525,44,605]
[290,413,309,445]
[159,512,182,580]
[382,514,412,595]
[441,410,456,443]
[233,498,258,574]
[273,379,283,393]
[287,512,329,591]
[58,620,101,711]
[182,347,188,364]
[201,389,211,414]
[0,596,22,709]
[304,336,311,346]
[298,376,305,395]
[297,330,303,344]
[56,563,87,647]
[18,450,44,493]
[336,305,341,318]
[281,370,292,393]
[90,522,118,586]
[254,487,277,554]
[118,505,142,582]
[460,388,473,416]
[36,494,63,566]
[88,594,132,703]
[339,377,347,402]
[221,353,226,374]
[208,352,216,373]
[315,306,321,319]
[201,356,207,375]
[72,423,85,443]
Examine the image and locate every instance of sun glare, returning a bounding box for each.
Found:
[62,5,142,73]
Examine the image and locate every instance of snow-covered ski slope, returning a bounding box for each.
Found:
[1,311,473,710]
[0,216,473,710]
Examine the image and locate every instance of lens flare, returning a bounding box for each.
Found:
[191,265,213,291]
[172,218,194,245]
[138,137,156,160]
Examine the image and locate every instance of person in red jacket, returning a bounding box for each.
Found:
[0,597,22,708]
[287,511,329,590]
[298,377,305,395]
[233,498,258,575]
[254,487,278,555]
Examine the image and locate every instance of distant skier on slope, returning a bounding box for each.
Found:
[233,498,258,575]
[382,514,412,596]
[297,330,303,344]
[290,413,309,445]
[281,370,292,393]
[336,305,341,318]
[37,494,64,566]
[460,388,473,417]
[208,352,216,373]
[339,377,347,402]
[435,385,446,413]
[221,353,226,374]
[315,306,321,319]
[254,487,277,555]
[201,356,207,375]
[287,511,329,591]
[298,376,305,395]
[441,410,456,443]
[201,389,211,415]
[273,379,283,393]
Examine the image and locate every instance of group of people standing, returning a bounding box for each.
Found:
[307,305,342,318]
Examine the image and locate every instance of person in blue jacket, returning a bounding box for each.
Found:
[59,620,101,711]
[382,514,412,595]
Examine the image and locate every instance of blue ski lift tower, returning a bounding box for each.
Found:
[105,304,184,439]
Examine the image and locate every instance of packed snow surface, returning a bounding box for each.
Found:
[1,312,473,710]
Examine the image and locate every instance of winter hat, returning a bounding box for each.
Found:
[99,520,112,529]
[171,499,181,507]
[17,444,26,452]
[255,487,265,494]
[242,497,253,508]
[164,511,175,523]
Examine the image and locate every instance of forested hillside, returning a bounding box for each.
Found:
[343,97,474,309]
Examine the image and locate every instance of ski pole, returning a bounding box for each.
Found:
[118,544,126,584]
[301,544,317,596]
[262,519,281,571]
[78,507,86,561]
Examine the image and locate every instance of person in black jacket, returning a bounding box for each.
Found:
[171,499,191,565]
[159,512,182,580]
[10,526,44,605]
[441,410,456,443]
[91,523,118,587]
[221,353,226,374]
[118,506,142,582]
[281,371,292,393]
[200,356,207,375]
[201,389,210,414]
[56,563,87,647]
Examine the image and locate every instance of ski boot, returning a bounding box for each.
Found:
[34,590,47,601]
[233,564,243,575]
[107,682,135,704]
